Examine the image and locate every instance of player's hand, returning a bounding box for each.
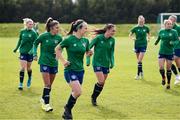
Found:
[110,64,114,69]
[169,41,173,45]
[87,50,93,56]
[13,49,17,53]
[33,56,38,61]
[132,37,136,41]
[63,60,70,67]
[55,50,61,60]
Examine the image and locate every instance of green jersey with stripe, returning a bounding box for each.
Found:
[14,28,38,54]
[155,29,179,55]
[89,34,115,68]
[131,25,150,47]
[33,32,62,67]
[60,35,90,71]
[173,24,180,49]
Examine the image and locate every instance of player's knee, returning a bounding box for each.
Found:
[45,84,51,88]
[73,89,82,98]
[98,81,105,86]
[27,67,32,71]
[20,68,25,72]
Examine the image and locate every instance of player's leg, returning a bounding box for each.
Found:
[158,57,166,85]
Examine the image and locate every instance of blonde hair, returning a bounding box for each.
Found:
[23,18,33,28]
[138,15,145,21]
[169,15,177,22]
[164,19,172,25]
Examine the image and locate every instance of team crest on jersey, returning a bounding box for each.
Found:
[143,29,146,32]
[109,41,113,46]
[162,33,165,36]
[28,34,32,37]
[73,44,77,47]
[137,29,140,32]
[96,67,101,70]
[43,66,48,70]
[71,75,76,79]
[55,40,58,44]
[46,40,49,43]
[82,43,86,47]
[101,41,104,44]
[169,33,172,36]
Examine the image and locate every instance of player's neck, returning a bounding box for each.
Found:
[104,32,110,38]
[74,32,82,39]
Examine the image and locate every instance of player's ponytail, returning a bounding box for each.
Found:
[94,23,115,35]
[45,17,59,32]
[23,18,33,29]
[67,19,86,35]
[67,21,76,35]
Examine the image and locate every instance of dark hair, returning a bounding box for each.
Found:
[94,23,115,34]
[67,19,86,35]
[45,17,59,32]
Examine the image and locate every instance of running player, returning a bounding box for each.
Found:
[155,19,179,89]
[13,18,37,90]
[129,15,150,80]
[33,17,62,112]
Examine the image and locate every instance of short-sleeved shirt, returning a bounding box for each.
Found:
[33,32,62,67]
[59,35,90,71]
[89,34,115,68]
[130,25,150,47]
[158,29,179,55]
[18,29,38,54]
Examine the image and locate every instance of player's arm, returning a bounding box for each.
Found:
[110,39,115,69]
[154,36,160,45]
[32,35,42,60]
[55,39,70,67]
[147,27,151,42]
[85,39,93,66]
[13,31,22,53]
[170,31,179,45]
[89,36,98,49]
[129,28,136,41]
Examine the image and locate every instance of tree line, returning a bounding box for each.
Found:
[0,0,179,23]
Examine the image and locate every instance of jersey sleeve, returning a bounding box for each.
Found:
[110,38,115,68]
[130,27,136,33]
[14,30,22,51]
[86,39,90,51]
[59,37,69,49]
[154,31,161,45]
[177,26,180,37]
[89,36,98,49]
[59,35,63,43]
[171,30,180,46]
[33,34,43,56]
[146,26,150,34]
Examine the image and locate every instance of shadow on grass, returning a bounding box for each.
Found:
[164,88,180,96]
[140,79,159,87]
[40,112,60,120]
[15,88,41,97]
[94,105,127,119]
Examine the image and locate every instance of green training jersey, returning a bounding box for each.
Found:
[14,28,38,54]
[173,24,180,49]
[59,35,90,71]
[155,29,179,55]
[33,32,62,67]
[130,25,150,47]
[89,34,115,68]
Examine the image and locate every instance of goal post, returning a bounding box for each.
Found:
[158,13,180,29]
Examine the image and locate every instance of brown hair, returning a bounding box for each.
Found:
[67,19,86,35]
[45,17,59,32]
[93,23,115,34]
